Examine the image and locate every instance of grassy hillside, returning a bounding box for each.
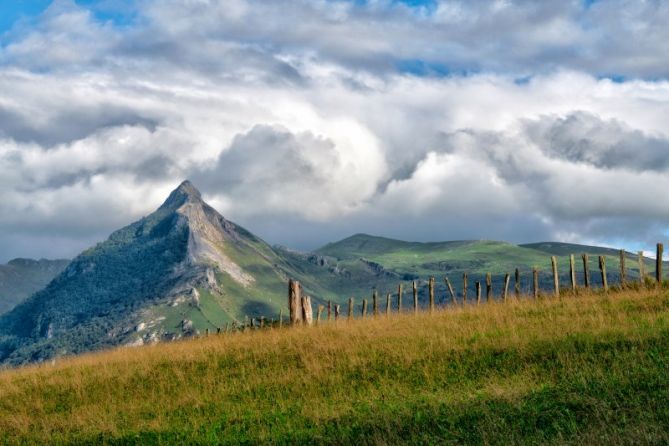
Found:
[1,287,668,444]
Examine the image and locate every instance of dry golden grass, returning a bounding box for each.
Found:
[1,287,669,444]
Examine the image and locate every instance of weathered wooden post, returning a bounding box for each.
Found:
[485,273,492,302]
[372,290,379,317]
[444,277,456,305]
[551,256,559,298]
[503,273,510,302]
[361,299,368,318]
[475,281,481,305]
[599,256,608,292]
[288,279,302,325]
[582,254,590,289]
[619,250,626,287]
[386,293,391,316]
[429,277,435,313]
[260,317,265,329]
[397,283,403,312]
[301,296,313,326]
[533,268,539,299]
[413,280,418,314]
[657,243,664,285]
[217,327,221,335]
[514,269,520,298]
[638,251,646,284]
[463,273,468,304]
[205,328,209,337]
[569,255,576,293]
[327,300,332,321]
[348,297,354,321]
[334,304,341,321]
[316,305,324,324]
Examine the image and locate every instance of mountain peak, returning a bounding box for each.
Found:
[160,180,203,210]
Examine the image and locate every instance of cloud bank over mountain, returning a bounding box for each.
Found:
[0,0,668,260]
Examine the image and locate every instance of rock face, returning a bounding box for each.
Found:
[0,181,304,365]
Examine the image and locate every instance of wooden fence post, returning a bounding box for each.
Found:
[619,250,626,287]
[463,273,468,304]
[327,300,332,321]
[413,281,418,314]
[361,299,368,318]
[551,256,559,298]
[335,305,340,321]
[638,251,645,284]
[386,293,391,316]
[260,317,265,329]
[503,273,510,302]
[533,268,539,299]
[485,273,492,302]
[397,283,403,313]
[569,255,576,293]
[288,279,302,325]
[475,281,481,305]
[348,297,354,321]
[514,268,520,298]
[444,277,456,305]
[429,277,435,313]
[373,290,379,317]
[657,243,664,285]
[316,305,324,324]
[599,256,608,292]
[582,254,590,289]
[301,296,313,326]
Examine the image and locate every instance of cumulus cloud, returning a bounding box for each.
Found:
[0,0,668,261]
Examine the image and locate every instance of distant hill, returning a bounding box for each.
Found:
[0,258,69,314]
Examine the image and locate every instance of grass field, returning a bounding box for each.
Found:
[1,287,669,444]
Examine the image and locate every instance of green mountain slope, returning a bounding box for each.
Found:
[0,259,69,315]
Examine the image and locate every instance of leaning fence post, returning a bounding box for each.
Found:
[429,277,435,313]
[413,281,418,314]
[551,256,559,298]
[463,273,468,304]
[397,283,403,313]
[444,277,456,305]
[514,269,520,298]
[348,297,354,321]
[317,305,324,324]
[569,255,576,293]
[657,243,664,285]
[301,296,313,326]
[386,293,391,315]
[599,256,608,292]
[288,279,302,325]
[582,254,590,289]
[485,273,492,302]
[638,251,645,284]
[373,290,379,317]
[533,268,539,299]
[503,273,510,302]
[361,299,368,318]
[475,281,481,305]
[619,250,626,287]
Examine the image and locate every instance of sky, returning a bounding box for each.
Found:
[0,0,668,262]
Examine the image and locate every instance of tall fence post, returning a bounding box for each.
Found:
[657,243,664,285]
[397,283,403,312]
[503,273,510,302]
[569,255,576,293]
[638,251,645,284]
[463,273,468,304]
[599,256,608,292]
[485,273,492,302]
[413,281,418,314]
[533,268,539,299]
[515,268,520,298]
[619,250,626,287]
[361,299,368,318]
[348,297,354,321]
[301,296,313,326]
[386,293,391,316]
[334,304,341,321]
[288,279,302,325]
[582,254,590,289]
[316,305,324,324]
[444,277,456,305]
[475,281,481,305]
[429,277,435,313]
[373,290,378,317]
[327,300,332,321]
[551,256,559,298]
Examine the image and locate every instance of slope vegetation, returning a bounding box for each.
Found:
[0,258,69,315]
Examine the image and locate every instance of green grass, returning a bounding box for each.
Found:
[1,287,669,444]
